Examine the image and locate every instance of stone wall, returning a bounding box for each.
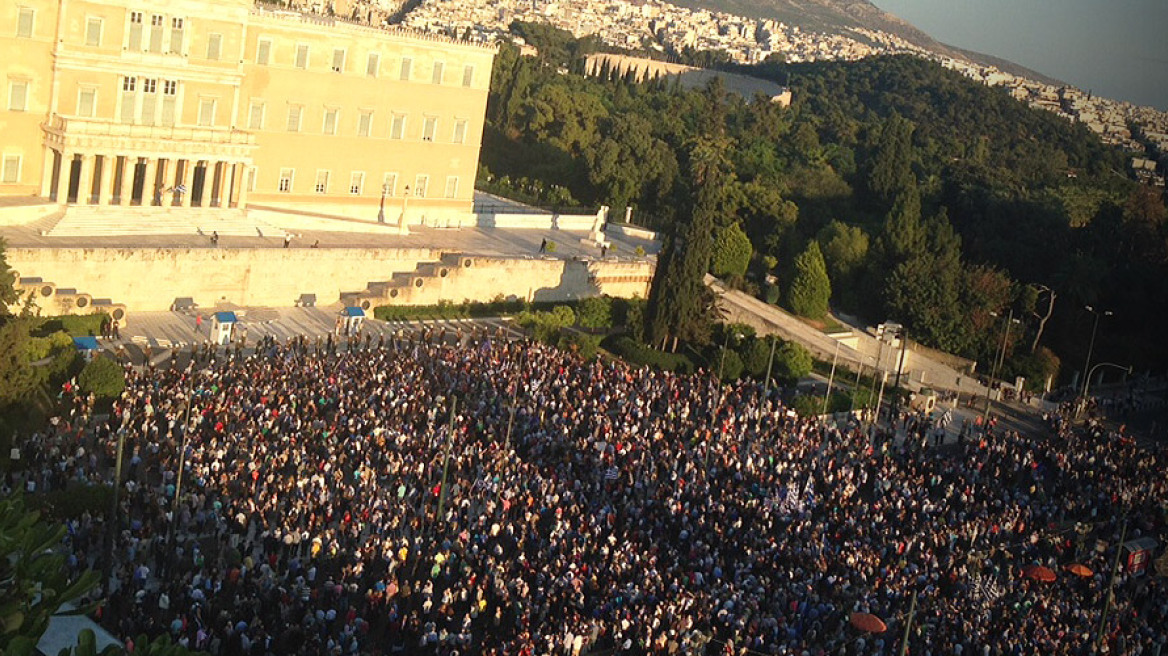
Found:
[5,246,654,313]
[6,246,440,312]
[377,256,652,306]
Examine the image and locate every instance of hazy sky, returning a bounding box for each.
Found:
[871,0,1168,110]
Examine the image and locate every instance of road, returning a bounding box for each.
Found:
[710,276,990,403]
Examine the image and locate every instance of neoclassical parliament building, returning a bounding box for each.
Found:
[0,0,496,224]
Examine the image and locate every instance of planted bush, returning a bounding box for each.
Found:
[77,355,125,401]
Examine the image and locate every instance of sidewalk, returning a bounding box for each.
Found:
[96,308,521,365]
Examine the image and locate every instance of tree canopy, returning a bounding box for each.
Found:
[483,46,1168,376]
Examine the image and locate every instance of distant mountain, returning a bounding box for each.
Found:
[669,0,1064,86]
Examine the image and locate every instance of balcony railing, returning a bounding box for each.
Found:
[45,115,255,146]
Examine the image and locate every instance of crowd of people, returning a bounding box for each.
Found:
[10,330,1168,655]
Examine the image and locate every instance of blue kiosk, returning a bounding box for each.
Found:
[211,311,238,346]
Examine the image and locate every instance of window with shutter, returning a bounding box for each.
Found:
[170,17,184,53]
[256,40,271,65]
[207,33,222,61]
[85,17,102,46]
[17,8,34,38]
[249,102,265,130]
[1,155,21,184]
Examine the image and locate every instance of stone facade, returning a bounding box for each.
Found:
[0,0,495,225]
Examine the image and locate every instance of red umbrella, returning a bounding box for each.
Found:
[850,612,888,633]
[1065,563,1093,578]
[1022,565,1057,582]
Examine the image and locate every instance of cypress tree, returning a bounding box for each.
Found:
[786,241,832,319]
[645,81,730,350]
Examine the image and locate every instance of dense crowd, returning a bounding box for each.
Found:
[11,332,1168,655]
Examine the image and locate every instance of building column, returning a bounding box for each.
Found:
[155,159,169,204]
[119,156,135,206]
[40,147,57,198]
[96,154,114,205]
[76,153,95,205]
[237,165,250,208]
[217,161,229,207]
[142,157,158,206]
[206,161,219,207]
[53,151,72,204]
[181,159,195,208]
[225,162,237,208]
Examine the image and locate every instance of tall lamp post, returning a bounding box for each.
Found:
[1081,306,1113,397]
[871,322,902,427]
[982,310,1020,425]
[166,368,197,576]
[377,182,388,223]
[820,340,841,415]
[1082,362,1133,405]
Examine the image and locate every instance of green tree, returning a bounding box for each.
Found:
[865,112,916,208]
[879,183,925,262]
[883,209,968,351]
[0,237,17,314]
[713,346,744,381]
[576,296,613,330]
[645,129,730,349]
[817,221,869,282]
[772,340,812,381]
[585,115,679,214]
[77,355,125,401]
[517,305,576,343]
[0,495,100,656]
[786,241,832,319]
[526,84,608,156]
[0,318,41,410]
[710,222,753,278]
[817,220,869,310]
[739,336,773,378]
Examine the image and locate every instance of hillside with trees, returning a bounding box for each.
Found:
[483,30,1168,383]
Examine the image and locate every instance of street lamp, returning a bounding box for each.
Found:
[982,310,1020,425]
[377,183,388,223]
[167,368,197,576]
[1081,306,1113,397]
[871,322,902,427]
[1082,362,1133,404]
[763,335,778,399]
[820,340,841,415]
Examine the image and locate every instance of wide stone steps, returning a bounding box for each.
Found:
[44,206,290,238]
[339,255,467,310]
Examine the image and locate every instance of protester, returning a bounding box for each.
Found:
[22,332,1168,656]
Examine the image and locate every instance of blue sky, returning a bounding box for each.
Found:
[872,0,1168,110]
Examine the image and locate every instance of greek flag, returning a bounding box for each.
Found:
[800,474,815,508]
[174,184,188,194]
